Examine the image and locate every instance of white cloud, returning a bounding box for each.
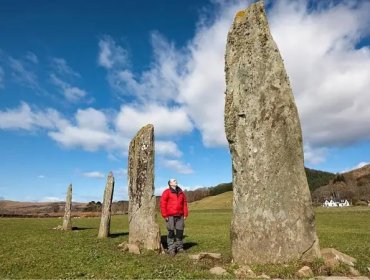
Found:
[8,56,39,90]
[108,32,184,102]
[269,0,370,149]
[304,144,328,165]
[113,168,127,179]
[161,159,194,174]
[0,102,67,131]
[50,74,87,103]
[341,161,370,173]
[82,171,105,178]
[115,104,193,138]
[76,108,109,131]
[52,57,80,77]
[41,196,63,202]
[99,0,370,165]
[96,2,243,148]
[98,35,128,69]
[156,140,182,158]
[26,52,38,64]
[38,175,45,179]
[47,107,130,152]
[49,125,112,151]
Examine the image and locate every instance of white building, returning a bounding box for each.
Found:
[323,199,350,207]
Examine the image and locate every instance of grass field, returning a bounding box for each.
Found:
[0,207,369,278]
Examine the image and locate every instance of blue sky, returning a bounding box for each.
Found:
[0,0,370,202]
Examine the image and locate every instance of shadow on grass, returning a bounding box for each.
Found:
[109,232,129,238]
[72,226,94,231]
[160,235,198,250]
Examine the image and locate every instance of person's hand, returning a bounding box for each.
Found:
[184,216,187,220]
[165,218,168,222]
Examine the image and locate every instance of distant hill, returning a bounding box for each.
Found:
[189,191,233,210]
[0,199,132,217]
[185,167,335,203]
[2,165,368,216]
[312,164,370,204]
[0,200,87,217]
[305,167,336,192]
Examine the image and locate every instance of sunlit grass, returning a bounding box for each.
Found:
[0,207,369,278]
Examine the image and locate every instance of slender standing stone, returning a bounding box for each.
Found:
[98,172,115,238]
[62,184,72,231]
[127,124,161,252]
[224,1,320,264]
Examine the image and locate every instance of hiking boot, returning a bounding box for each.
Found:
[168,250,176,256]
[167,237,176,256]
[175,240,184,253]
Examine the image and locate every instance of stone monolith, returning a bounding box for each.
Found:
[224,1,320,264]
[62,184,72,230]
[98,172,115,238]
[127,124,161,252]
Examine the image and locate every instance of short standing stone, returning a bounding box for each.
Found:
[98,172,115,238]
[62,184,72,230]
[224,1,320,264]
[127,124,161,252]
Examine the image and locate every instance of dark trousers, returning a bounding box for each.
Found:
[166,216,185,252]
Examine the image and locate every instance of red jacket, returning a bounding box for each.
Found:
[160,187,188,218]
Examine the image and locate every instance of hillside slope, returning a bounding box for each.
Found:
[312,164,370,203]
[189,191,232,210]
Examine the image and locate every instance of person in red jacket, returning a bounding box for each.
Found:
[160,178,188,256]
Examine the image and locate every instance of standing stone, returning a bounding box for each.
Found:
[62,184,72,231]
[127,124,161,252]
[224,1,320,264]
[98,172,115,238]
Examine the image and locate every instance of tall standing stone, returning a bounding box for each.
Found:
[224,1,320,264]
[98,172,115,238]
[62,184,72,231]
[127,124,161,252]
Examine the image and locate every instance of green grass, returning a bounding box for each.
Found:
[189,192,233,210]
[0,207,369,278]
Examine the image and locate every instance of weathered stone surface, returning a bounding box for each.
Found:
[321,248,356,267]
[188,252,222,261]
[127,124,161,252]
[349,267,361,277]
[209,267,227,276]
[98,172,115,238]
[127,243,141,255]
[224,1,320,264]
[117,241,128,251]
[234,265,256,278]
[296,266,314,278]
[62,184,72,230]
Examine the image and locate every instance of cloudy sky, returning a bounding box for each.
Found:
[0,0,369,202]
